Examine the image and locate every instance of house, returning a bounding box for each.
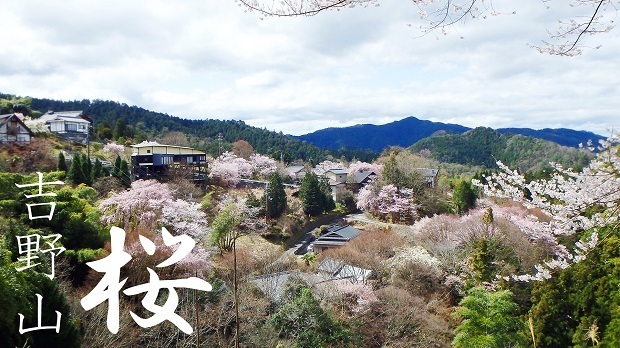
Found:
[310,224,360,253]
[39,110,92,143]
[320,168,349,201]
[130,141,207,182]
[0,113,34,144]
[286,165,307,182]
[324,168,348,183]
[317,258,372,283]
[416,168,440,188]
[348,170,376,191]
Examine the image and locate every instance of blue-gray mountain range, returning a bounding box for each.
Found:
[296,116,604,152]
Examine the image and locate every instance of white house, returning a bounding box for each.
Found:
[39,110,91,143]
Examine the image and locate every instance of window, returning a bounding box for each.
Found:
[162,156,173,165]
[66,123,77,132]
[146,149,151,154]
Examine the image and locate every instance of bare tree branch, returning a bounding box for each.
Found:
[236,0,619,56]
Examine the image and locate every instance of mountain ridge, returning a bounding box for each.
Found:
[297,116,605,152]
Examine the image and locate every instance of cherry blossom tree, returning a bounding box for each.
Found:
[334,280,378,315]
[347,161,382,177]
[209,151,253,186]
[103,142,125,157]
[99,179,209,238]
[249,153,277,178]
[475,135,620,281]
[235,0,618,55]
[357,180,418,223]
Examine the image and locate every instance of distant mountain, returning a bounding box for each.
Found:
[297,116,604,152]
[410,127,593,171]
[496,128,604,148]
[296,117,469,152]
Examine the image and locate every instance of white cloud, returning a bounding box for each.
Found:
[0,0,618,137]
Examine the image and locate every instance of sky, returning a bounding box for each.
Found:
[2,0,618,136]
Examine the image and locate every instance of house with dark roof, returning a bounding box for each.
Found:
[310,224,360,253]
[0,113,33,144]
[131,141,207,182]
[348,170,376,191]
[39,110,92,143]
[416,168,440,188]
[286,165,307,182]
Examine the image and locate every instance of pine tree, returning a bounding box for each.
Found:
[68,154,86,185]
[299,173,324,216]
[113,118,126,140]
[318,177,335,212]
[113,155,122,179]
[266,173,287,219]
[119,159,130,187]
[57,151,67,172]
[81,153,92,186]
[93,158,103,180]
[469,238,495,283]
[453,287,525,348]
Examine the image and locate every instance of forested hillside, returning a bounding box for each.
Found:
[410,127,593,171]
[18,95,377,162]
[297,116,470,152]
[297,115,605,153]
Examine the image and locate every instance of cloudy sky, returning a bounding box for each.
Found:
[2,0,618,136]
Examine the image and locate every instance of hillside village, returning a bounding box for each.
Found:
[1,97,619,347]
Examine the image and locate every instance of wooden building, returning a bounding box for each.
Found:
[0,113,33,144]
[130,142,207,182]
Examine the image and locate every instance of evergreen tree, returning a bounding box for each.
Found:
[81,153,92,186]
[318,177,336,212]
[119,159,130,187]
[382,152,407,191]
[453,287,525,348]
[113,118,126,140]
[112,155,122,179]
[270,288,351,347]
[528,230,620,347]
[93,158,103,179]
[266,173,287,219]
[57,151,67,172]
[453,180,477,214]
[299,173,324,216]
[68,154,86,185]
[97,120,113,140]
[469,238,495,284]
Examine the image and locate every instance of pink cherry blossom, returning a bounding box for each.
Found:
[103,142,125,156]
[476,134,620,281]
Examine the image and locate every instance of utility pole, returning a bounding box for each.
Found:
[265,182,270,223]
[217,133,223,156]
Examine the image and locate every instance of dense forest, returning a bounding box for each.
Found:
[0,94,377,163]
[410,127,593,172]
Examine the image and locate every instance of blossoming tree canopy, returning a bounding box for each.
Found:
[98,179,208,238]
[103,142,125,157]
[475,135,620,281]
[235,0,618,55]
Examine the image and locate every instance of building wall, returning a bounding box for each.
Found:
[0,121,31,143]
[132,145,205,156]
